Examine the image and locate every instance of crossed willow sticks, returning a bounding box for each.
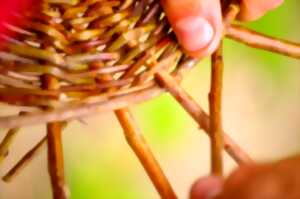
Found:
[0,1,300,199]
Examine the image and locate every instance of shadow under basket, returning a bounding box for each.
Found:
[0,0,300,199]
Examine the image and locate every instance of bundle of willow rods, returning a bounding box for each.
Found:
[0,0,186,111]
[0,0,300,199]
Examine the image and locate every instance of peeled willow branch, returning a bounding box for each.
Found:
[226,25,300,59]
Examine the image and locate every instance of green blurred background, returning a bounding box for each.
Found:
[1,0,300,198]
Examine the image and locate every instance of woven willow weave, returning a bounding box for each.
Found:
[0,0,299,199]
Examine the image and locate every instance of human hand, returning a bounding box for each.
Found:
[161,0,284,58]
[190,156,300,199]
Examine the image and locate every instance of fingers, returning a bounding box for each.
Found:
[190,176,223,199]
[161,0,223,58]
[239,0,284,21]
[161,0,284,58]
[190,156,300,199]
[221,156,300,199]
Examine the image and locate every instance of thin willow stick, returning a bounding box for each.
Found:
[2,123,67,183]
[99,52,177,198]
[113,60,196,199]
[0,128,20,165]
[47,122,68,199]
[42,74,68,199]
[226,25,300,59]
[209,42,224,176]
[115,109,177,199]
[2,137,47,182]
[155,71,253,165]
[0,112,28,165]
[0,86,163,129]
[223,1,240,24]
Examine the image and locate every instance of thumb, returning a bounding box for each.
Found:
[161,0,223,58]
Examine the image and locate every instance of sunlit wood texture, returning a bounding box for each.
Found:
[209,42,224,176]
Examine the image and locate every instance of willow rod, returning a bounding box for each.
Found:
[115,109,177,199]
[42,74,68,199]
[0,58,198,130]
[155,70,253,165]
[2,137,47,182]
[209,42,224,176]
[226,25,300,59]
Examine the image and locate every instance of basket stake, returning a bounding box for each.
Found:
[42,74,69,199]
[209,42,224,176]
[115,109,177,199]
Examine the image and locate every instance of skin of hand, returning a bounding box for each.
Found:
[161,0,284,58]
[162,0,289,198]
[190,156,300,199]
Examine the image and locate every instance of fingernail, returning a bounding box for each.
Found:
[175,16,214,52]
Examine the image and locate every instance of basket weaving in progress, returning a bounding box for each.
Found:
[0,0,299,198]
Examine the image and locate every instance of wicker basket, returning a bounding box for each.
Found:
[0,0,299,199]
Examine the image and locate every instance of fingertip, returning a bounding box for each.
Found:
[161,0,223,58]
[174,16,214,53]
[190,176,224,199]
[184,27,222,58]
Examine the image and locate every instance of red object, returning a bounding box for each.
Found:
[0,0,37,40]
